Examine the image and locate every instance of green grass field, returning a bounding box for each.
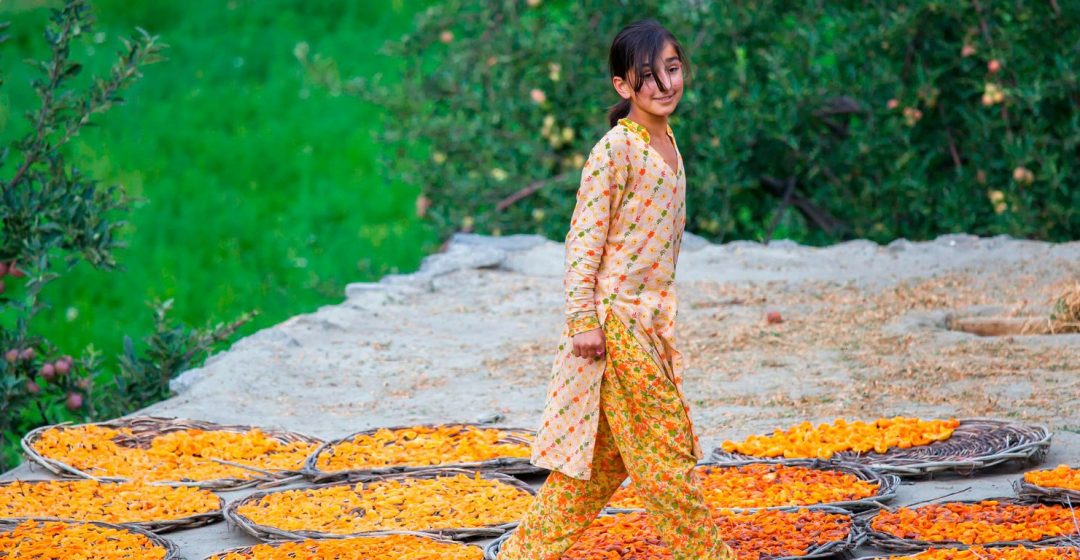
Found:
[1,0,437,366]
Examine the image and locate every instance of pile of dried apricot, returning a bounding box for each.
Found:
[1024,464,1080,491]
[0,479,219,524]
[720,417,960,459]
[208,534,484,560]
[608,463,879,509]
[234,472,533,535]
[870,500,1079,545]
[556,508,850,560]
[30,424,317,482]
[315,425,532,472]
[0,520,168,558]
[869,546,1080,559]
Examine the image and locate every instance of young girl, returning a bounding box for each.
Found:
[497,19,734,560]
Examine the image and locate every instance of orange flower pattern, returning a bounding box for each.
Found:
[499,311,733,560]
[532,117,702,480]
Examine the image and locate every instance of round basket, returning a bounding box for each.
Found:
[603,459,899,514]
[0,517,180,559]
[21,416,323,491]
[484,505,863,560]
[857,497,1080,552]
[1013,466,1080,505]
[711,418,1052,477]
[202,532,486,560]
[848,545,1080,559]
[303,423,544,483]
[0,478,223,533]
[224,467,537,541]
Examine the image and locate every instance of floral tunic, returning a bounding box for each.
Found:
[531,117,703,480]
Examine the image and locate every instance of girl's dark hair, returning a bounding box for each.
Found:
[607,19,689,127]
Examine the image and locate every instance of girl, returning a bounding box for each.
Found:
[498,19,734,560]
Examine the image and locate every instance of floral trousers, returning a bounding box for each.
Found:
[498,313,734,560]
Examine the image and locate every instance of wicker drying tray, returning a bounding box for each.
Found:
[202,532,486,560]
[0,517,180,559]
[303,422,544,483]
[21,416,323,491]
[1013,467,1080,505]
[0,478,223,533]
[603,459,899,514]
[856,497,1080,552]
[711,418,1051,477]
[850,547,1080,560]
[485,505,863,560]
[225,467,537,541]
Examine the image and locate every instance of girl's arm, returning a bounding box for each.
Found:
[564,139,628,339]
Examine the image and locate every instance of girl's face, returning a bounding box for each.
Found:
[615,41,684,119]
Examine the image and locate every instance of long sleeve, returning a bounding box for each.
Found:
[564,139,628,336]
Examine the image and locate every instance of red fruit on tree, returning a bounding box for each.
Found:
[7,262,24,278]
[19,347,34,360]
[4,349,17,363]
[0,262,7,276]
[66,392,83,411]
[40,363,56,381]
[988,59,1001,74]
[75,378,91,390]
[26,381,40,395]
[54,359,71,375]
[766,311,784,324]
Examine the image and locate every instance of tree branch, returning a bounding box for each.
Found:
[760,175,846,235]
[494,171,574,212]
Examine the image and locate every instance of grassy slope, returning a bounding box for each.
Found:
[0,0,436,366]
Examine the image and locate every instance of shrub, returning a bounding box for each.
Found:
[331,0,1079,244]
[0,0,251,470]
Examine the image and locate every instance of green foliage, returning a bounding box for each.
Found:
[0,0,436,371]
[0,1,253,470]
[359,0,1079,244]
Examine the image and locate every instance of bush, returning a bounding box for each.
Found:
[338,0,1079,244]
[0,0,251,470]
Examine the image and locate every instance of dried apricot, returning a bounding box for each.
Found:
[208,534,483,560]
[609,463,879,509]
[234,472,532,535]
[0,479,219,524]
[316,425,531,472]
[720,417,960,459]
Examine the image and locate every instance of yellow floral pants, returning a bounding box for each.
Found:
[498,313,734,560]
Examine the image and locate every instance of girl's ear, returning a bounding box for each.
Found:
[612,76,633,101]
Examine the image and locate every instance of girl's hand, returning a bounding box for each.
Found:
[572,328,606,360]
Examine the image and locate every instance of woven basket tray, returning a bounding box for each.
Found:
[303,422,543,483]
[603,459,899,514]
[0,518,180,559]
[856,497,1080,552]
[21,416,323,491]
[202,532,486,560]
[0,478,223,533]
[849,546,1080,559]
[225,467,537,541]
[1013,468,1080,505]
[711,418,1051,477]
[484,505,863,560]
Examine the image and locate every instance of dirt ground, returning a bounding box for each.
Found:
[2,232,1078,558]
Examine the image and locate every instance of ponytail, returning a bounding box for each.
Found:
[607,98,631,128]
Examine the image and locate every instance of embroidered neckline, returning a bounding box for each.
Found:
[618,117,674,145]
